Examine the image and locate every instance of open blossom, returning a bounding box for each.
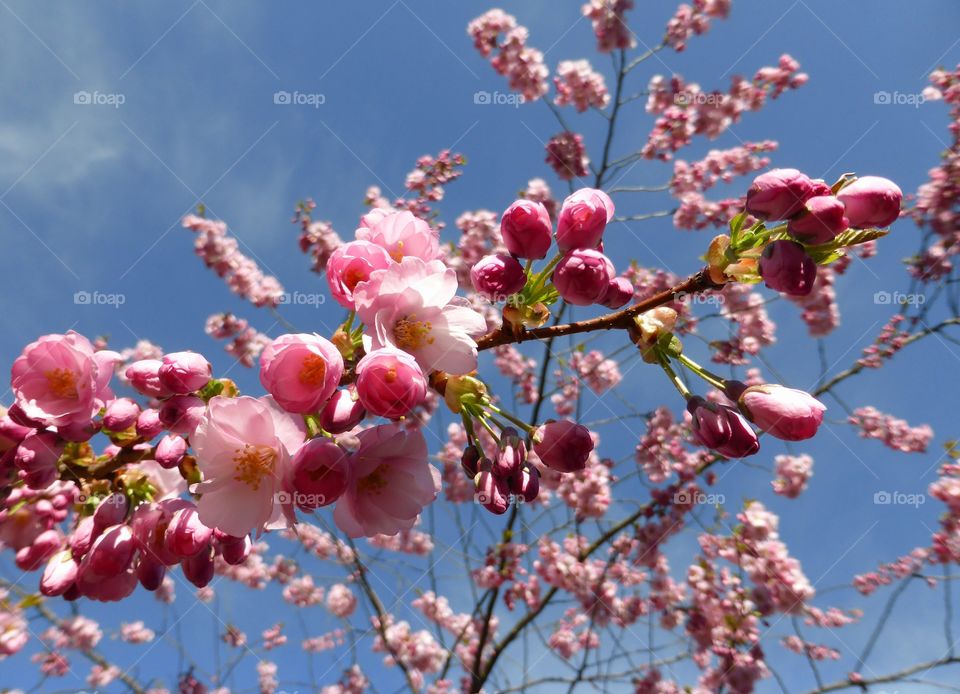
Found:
[354,257,486,375]
[333,424,440,538]
[326,240,392,310]
[11,332,119,428]
[554,60,610,112]
[192,396,306,537]
[772,454,813,498]
[355,347,428,419]
[355,210,440,263]
[259,334,344,414]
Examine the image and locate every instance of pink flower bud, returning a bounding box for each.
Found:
[326,240,393,310]
[77,561,137,602]
[158,351,212,394]
[471,254,527,300]
[259,333,344,414]
[533,420,594,472]
[182,545,215,588]
[219,534,251,565]
[136,408,165,440]
[164,506,213,558]
[15,528,60,571]
[84,525,135,578]
[787,195,848,245]
[58,420,97,442]
[320,388,366,434]
[687,396,759,459]
[92,492,129,530]
[137,553,166,591]
[600,276,633,309]
[461,445,481,477]
[14,431,63,490]
[759,240,817,296]
[837,176,902,228]
[125,359,172,398]
[40,549,78,596]
[745,168,817,220]
[355,348,427,420]
[552,249,615,306]
[0,415,33,452]
[288,438,349,510]
[155,433,187,469]
[475,469,509,515]
[737,384,826,441]
[494,427,526,478]
[556,188,614,252]
[102,398,140,432]
[70,516,99,559]
[159,395,205,437]
[500,199,553,259]
[509,463,540,503]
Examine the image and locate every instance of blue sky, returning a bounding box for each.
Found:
[1,0,959,691]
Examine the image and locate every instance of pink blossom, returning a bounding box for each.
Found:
[326,240,393,310]
[665,0,731,52]
[470,253,527,300]
[554,60,610,112]
[735,383,826,441]
[555,188,614,252]
[259,333,344,415]
[546,131,590,181]
[552,249,615,306]
[582,0,635,52]
[500,199,552,259]
[326,583,357,618]
[333,424,440,538]
[355,347,428,420]
[354,257,486,375]
[849,406,933,453]
[772,454,813,498]
[192,396,306,536]
[468,10,549,102]
[355,210,440,263]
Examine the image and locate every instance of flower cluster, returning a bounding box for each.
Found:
[468,9,549,102]
[553,59,610,112]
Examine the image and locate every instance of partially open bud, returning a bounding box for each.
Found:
[471,253,527,301]
[759,240,817,296]
[533,420,593,472]
[181,544,215,588]
[745,168,817,220]
[288,438,349,510]
[733,382,826,441]
[126,359,172,398]
[509,463,540,503]
[93,492,129,531]
[687,396,760,459]
[494,427,526,478]
[155,434,187,469]
[320,388,366,434]
[556,188,614,252]
[552,249,615,306]
[475,469,510,515]
[40,549,79,597]
[460,445,481,478]
[158,351,212,394]
[164,505,213,558]
[501,199,553,259]
[355,348,427,420]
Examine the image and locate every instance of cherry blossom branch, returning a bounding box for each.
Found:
[802,656,960,694]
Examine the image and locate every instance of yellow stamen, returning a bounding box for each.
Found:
[357,463,390,495]
[45,368,78,400]
[393,315,434,351]
[384,367,397,384]
[389,241,405,263]
[233,444,277,490]
[298,354,328,387]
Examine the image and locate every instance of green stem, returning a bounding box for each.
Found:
[476,415,501,444]
[658,352,692,399]
[676,353,727,391]
[486,403,537,435]
[527,252,564,297]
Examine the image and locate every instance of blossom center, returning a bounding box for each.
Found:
[393,315,434,351]
[344,267,368,291]
[44,368,78,399]
[233,444,277,490]
[357,463,390,495]
[298,354,328,387]
[389,241,405,263]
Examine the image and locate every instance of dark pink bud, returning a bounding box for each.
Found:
[136,408,165,440]
[552,249,615,306]
[745,168,817,220]
[837,176,902,228]
[137,553,166,591]
[759,240,817,296]
[155,434,187,469]
[92,492,129,530]
[7,403,44,429]
[126,359,173,398]
[460,445,481,477]
[475,469,509,515]
[354,348,428,420]
[687,396,760,459]
[70,516,99,559]
[57,421,97,442]
[501,199,553,259]
[509,463,540,503]
[471,253,527,300]
[219,535,251,565]
[494,427,525,478]
[319,388,366,434]
[0,415,33,452]
[85,525,136,577]
[599,276,633,309]
[40,549,78,596]
[738,384,826,441]
[14,431,62,490]
[288,438,349,510]
[533,420,593,472]
[164,506,213,558]
[159,395,205,436]
[556,188,614,252]
[158,351,212,394]
[15,529,61,571]
[182,545,215,588]
[787,195,848,245]
[102,398,140,432]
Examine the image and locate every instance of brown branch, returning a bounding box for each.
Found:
[803,656,960,694]
[476,267,722,352]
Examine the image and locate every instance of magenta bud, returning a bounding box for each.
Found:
[57,420,97,443]
[126,359,172,398]
[533,420,594,472]
[158,351,212,394]
[494,427,526,478]
[158,395,205,437]
[219,535,251,565]
[552,249,616,306]
[475,469,510,515]
[759,240,817,297]
[15,529,61,571]
[319,388,366,434]
[460,445,481,478]
[738,384,826,441]
[103,398,141,432]
[40,549,79,596]
[14,431,63,490]
[599,276,633,309]
[745,168,817,220]
[687,396,760,459]
[509,463,540,503]
[136,408,165,440]
[556,188,614,252]
[787,195,848,245]
[837,176,902,228]
[137,553,166,591]
[182,545,215,588]
[471,253,528,300]
[155,434,187,469]
[85,525,136,577]
[0,415,33,451]
[501,199,553,259]
[164,506,213,558]
[288,438,349,510]
[92,492,129,530]
[7,403,44,429]
[70,516,99,559]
